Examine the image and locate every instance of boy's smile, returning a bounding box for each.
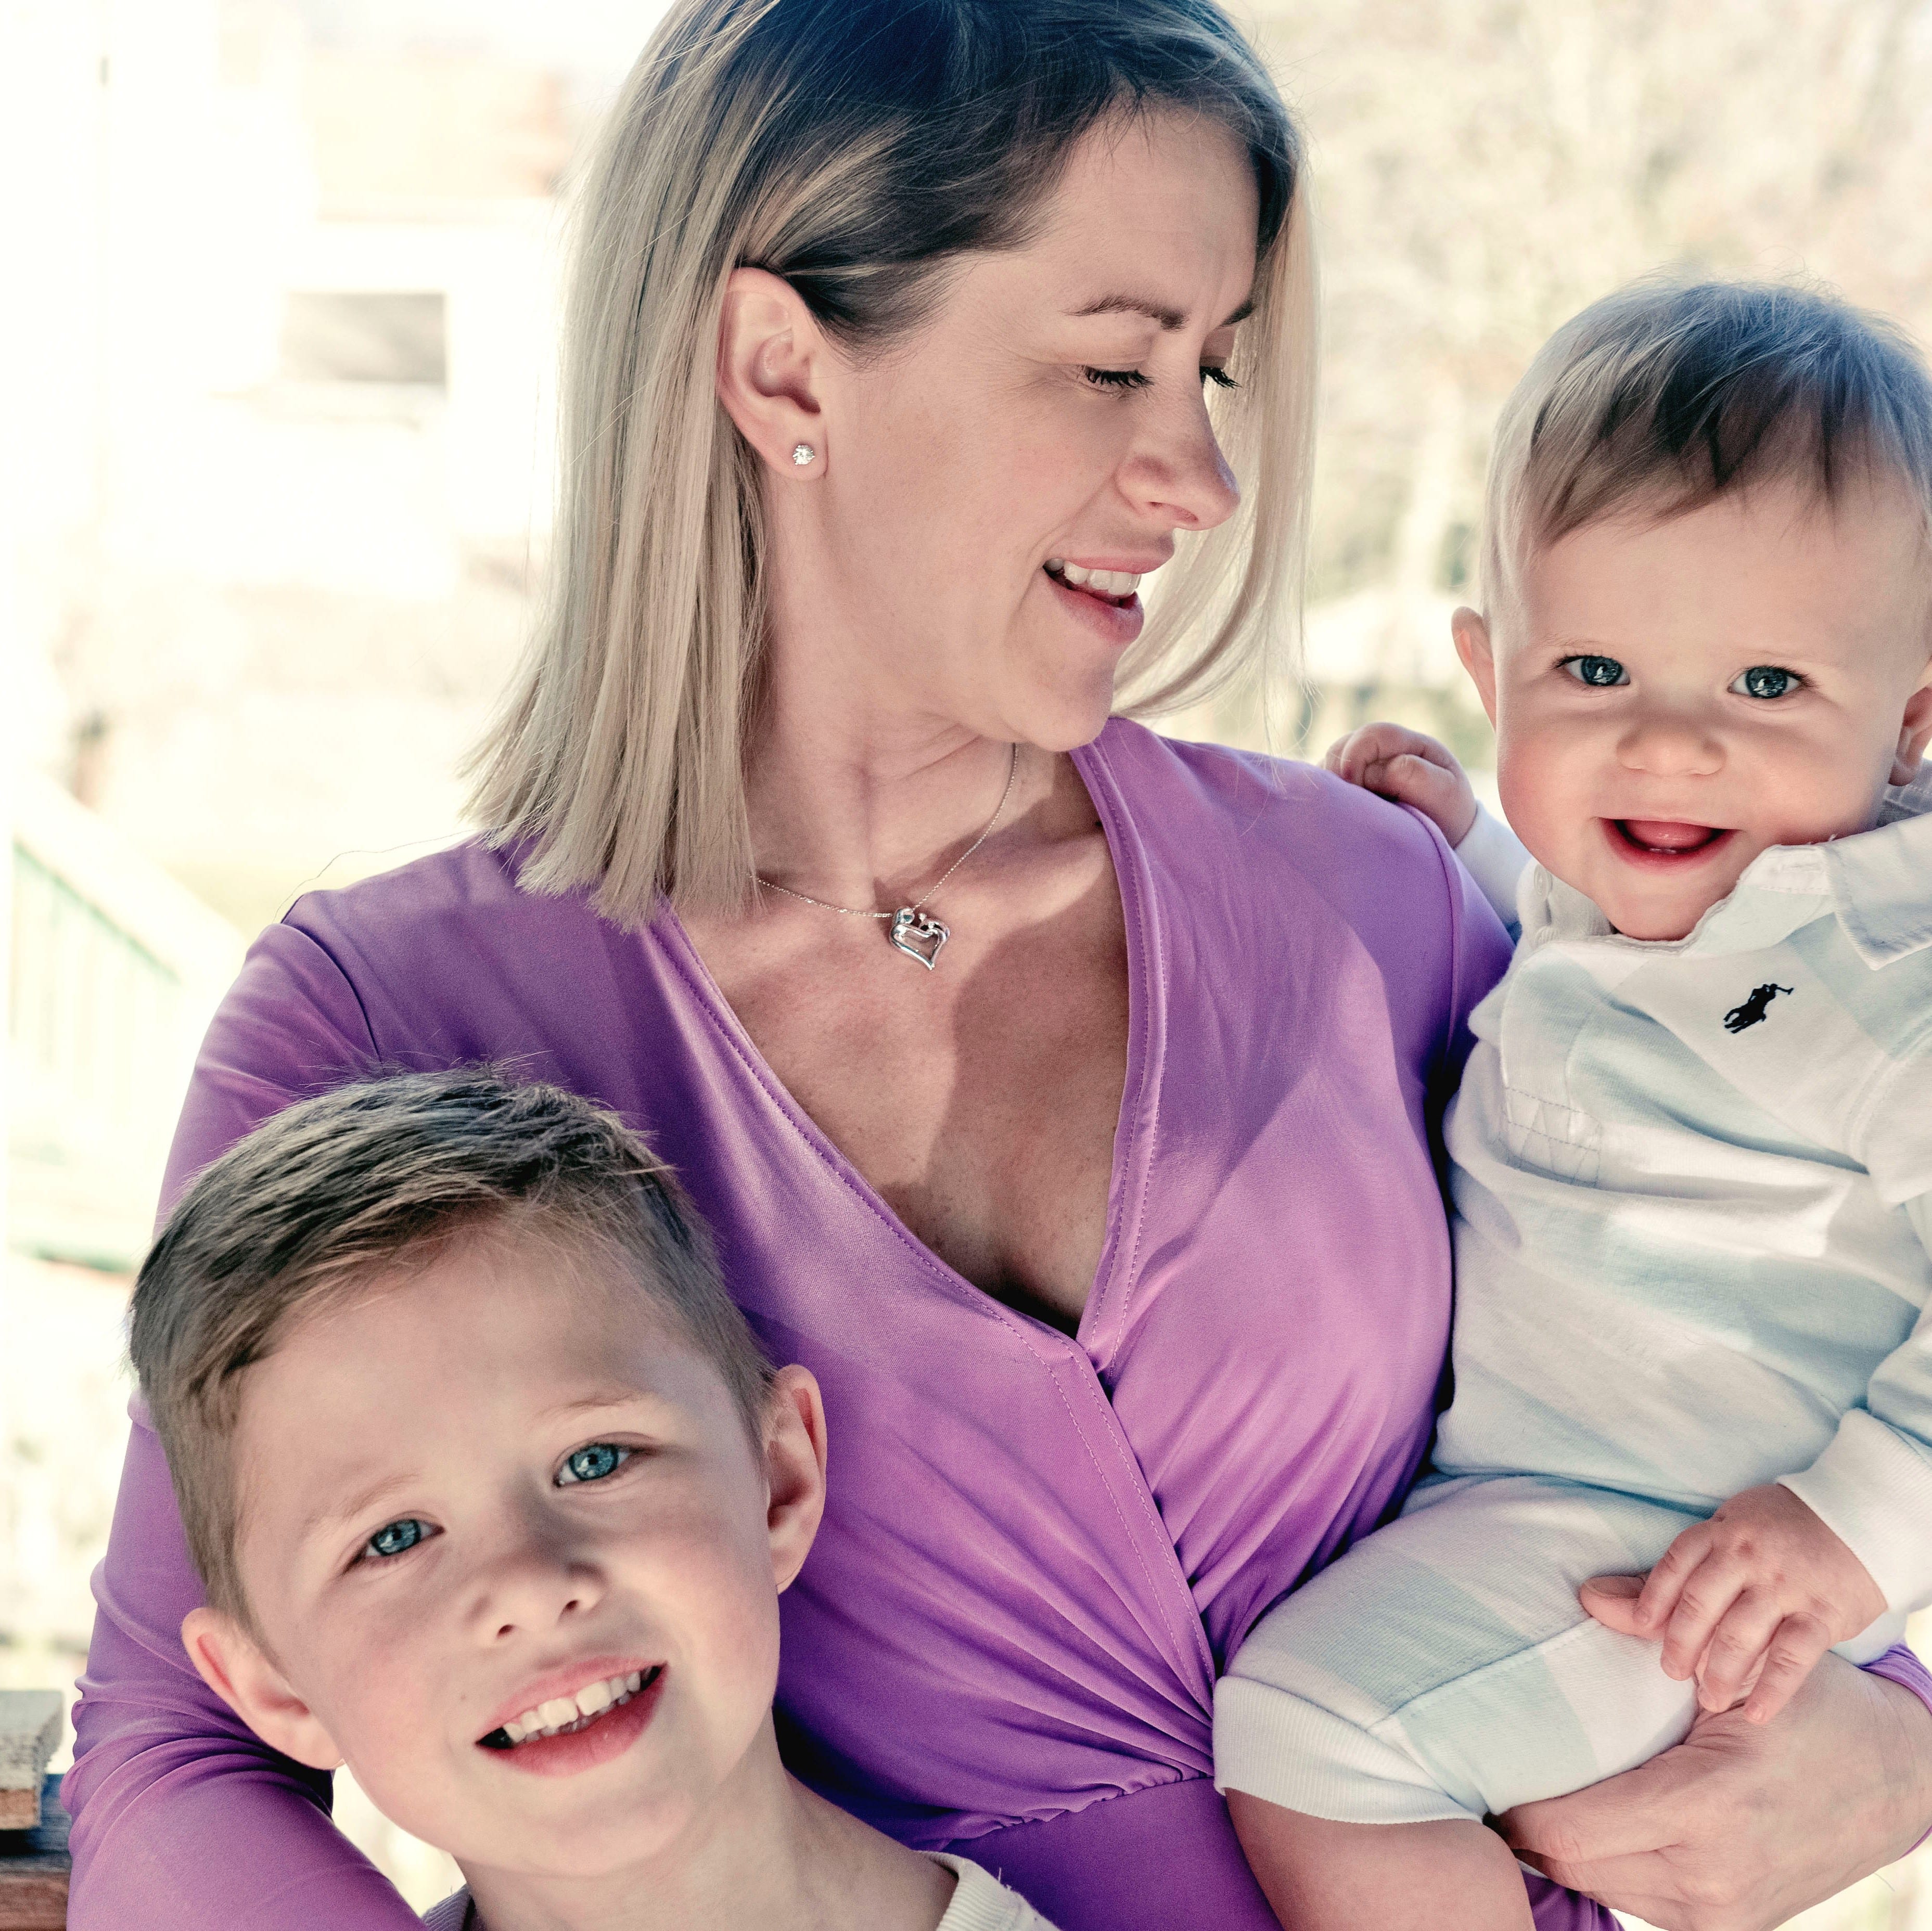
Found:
[1456,475,1932,940]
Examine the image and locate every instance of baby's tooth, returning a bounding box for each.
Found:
[502,1720,526,1744]
[539,1696,578,1730]
[517,1707,545,1734]
[626,1671,643,1693]
[575,1679,613,1718]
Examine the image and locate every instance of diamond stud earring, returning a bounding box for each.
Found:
[791,443,816,466]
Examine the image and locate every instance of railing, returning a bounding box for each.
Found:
[7,773,245,1271]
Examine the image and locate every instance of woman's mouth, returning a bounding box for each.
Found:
[1607,819,1735,864]
[477,1665,664,1777]
[1043,558,1145,647]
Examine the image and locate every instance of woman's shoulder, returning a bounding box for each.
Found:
[1086,715,1461,906]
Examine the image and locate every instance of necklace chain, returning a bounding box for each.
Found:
[754,743,1019,921]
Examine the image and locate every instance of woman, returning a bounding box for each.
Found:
[66,4,1932,1927]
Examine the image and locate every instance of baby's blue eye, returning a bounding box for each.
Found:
[558,1443,630,1486]
[1732,664,1799,700]
[1564,654,1627,687]
[366,1518,427,1560]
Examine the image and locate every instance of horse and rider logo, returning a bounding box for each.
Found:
[1723,983,1794,1034]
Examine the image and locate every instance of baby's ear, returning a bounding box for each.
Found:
[181,1606,344,1772]
[1452,607,1498,725]
[762,1365,828,1594]
[1893,671,1932,784]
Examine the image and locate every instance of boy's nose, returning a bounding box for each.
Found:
[466,1525,608,1640]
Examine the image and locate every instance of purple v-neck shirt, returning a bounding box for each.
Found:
[66,721,1932,1929]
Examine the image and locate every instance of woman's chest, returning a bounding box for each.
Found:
[686,872,1131,1331]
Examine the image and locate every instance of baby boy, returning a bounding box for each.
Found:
[129,1067,1054,1931]
[1214,279,1932,1927]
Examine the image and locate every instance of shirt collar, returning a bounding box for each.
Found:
[1519,763,1932,968]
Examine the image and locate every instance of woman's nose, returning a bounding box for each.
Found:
[1617,701,1725,778]
[1120,392,1241,533]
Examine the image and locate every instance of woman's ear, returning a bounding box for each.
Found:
[716,267,829,478]
[181,1606,344,1772]
[761,1364,828,1593]
[1452,606,1499,727]
[1892,662,1932,784]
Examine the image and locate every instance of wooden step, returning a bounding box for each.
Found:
[0,1700,61,1837]
[0,1775,68,1930]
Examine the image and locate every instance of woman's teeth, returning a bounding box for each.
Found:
[1046,559,1141,598]
[486,1669,657,1748]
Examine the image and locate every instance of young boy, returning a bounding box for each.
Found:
[1214,279,1932,1928]
[127,1067,1055,1931]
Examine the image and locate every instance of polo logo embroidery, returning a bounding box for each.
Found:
[1723,983,1794,1034]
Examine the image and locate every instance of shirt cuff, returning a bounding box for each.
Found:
[1453,804,1532,934]
[1780,1409,1932,1613]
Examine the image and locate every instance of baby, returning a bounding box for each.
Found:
[1215,278,1932,1928]
[127,1067,1055,1931]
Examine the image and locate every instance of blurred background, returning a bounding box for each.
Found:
[4,0,1931,1921]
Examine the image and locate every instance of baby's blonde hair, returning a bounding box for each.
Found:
[1481,278,1932,619]
[466,0,1315,925]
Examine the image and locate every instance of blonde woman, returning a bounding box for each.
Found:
[67,3,1932,1928]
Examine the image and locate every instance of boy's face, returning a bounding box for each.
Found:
[1458,475,1932,939]
[182,1228,825,1884]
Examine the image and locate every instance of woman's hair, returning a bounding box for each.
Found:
[1481,276,1932,615]
[467,0,1313,924]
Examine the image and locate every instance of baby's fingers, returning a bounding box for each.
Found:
[1740,1616,1834,1726]
[1630,1525,1706,1641]
[1656,1551,1743,1682]
[1692,1588,1783,1712]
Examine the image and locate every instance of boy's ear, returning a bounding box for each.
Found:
[1452,607,1498,726]
[1892,665,1932,784]
[761,1364,828,1594]
[181,1606,344,1772]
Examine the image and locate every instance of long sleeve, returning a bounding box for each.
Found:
[1450,804,1531,936]
[1782,1192,1932,1615]
[63,924,419,1930]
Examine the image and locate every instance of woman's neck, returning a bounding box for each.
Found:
[458,1729,952,1931]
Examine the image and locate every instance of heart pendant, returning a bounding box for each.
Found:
[889,906,949,970]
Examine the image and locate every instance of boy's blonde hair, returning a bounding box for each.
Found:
[128,1070,771,1637]
[1482,278,1932,616]
[465,0,1315,925]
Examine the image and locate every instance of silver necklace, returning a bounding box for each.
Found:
[754,744,1019,970]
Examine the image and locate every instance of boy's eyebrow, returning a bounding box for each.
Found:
[300,1469,415,1544]
[1071,293,1255,332]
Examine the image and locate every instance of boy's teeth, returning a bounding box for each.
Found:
[501,1672,651,1744]
[1046,559,1141,597]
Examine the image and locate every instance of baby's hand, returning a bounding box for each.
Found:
[1322,724,1477,846]
[1580,1485,1886,1726]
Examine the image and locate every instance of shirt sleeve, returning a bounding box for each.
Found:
[1780,1190,1932,1614]
[63,922,420,1931]
[1451,804,1531,937]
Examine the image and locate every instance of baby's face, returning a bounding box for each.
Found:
[191,1230,816,1885]
[1473,477,1932,940]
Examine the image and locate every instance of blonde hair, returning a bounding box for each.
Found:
[1482,276,1932,617]
[467,0,1315,925]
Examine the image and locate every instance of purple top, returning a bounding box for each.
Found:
[65,721,1932,1930]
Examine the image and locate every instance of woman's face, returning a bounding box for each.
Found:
[796,110,1261,750]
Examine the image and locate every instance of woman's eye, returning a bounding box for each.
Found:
[1731,664,1800,700]
[557,1443,632,1486]
[1562,654,1628,688]
[1201,366,1238,391]
[365,1518,429,1560]
[1082,367,1148,392]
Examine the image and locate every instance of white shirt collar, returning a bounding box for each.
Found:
[1520,763,1932,968]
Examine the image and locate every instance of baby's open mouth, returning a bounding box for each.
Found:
[1044,558,1141,608]
[1611,819,1732,859]
[477,1667,662,1750]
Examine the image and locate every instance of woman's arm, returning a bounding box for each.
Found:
[63,923,419,1929]
[1500,1649,1932,1931]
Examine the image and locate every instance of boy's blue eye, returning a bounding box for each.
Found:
[366,1518,427,1560]
[1564,654,1627,687]
[558,1443,630,1486]
[1732,664,1799,700]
